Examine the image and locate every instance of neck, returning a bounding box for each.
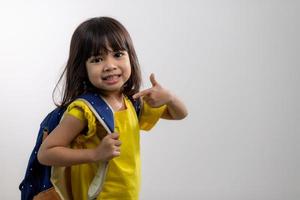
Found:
[100,92,125,112]
[101,92,123,101]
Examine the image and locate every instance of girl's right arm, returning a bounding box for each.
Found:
[37,114,121,167]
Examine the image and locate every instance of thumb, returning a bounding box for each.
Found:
[150,73,158,86]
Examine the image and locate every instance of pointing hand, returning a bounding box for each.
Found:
[133,73,173,107]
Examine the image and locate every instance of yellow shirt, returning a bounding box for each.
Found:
[63,97,166,200]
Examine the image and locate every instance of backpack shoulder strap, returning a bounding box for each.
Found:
[75,93,114,200]
[127,96,142,119]
[77,93,114,133]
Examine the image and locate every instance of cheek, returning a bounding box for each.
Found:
[124,66,131,80]
[86,69,93,80]
[86,67,101,82]
[124,60,132,77]
[127,65,132,76]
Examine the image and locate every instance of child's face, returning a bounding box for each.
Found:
[85,48,131,95]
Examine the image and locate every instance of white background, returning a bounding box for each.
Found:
[0,0,299,199]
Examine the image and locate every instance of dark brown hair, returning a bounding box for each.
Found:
[53,17,141,107]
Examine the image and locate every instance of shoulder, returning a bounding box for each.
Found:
[66,99,96,123]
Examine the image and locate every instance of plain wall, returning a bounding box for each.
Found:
[0,0,299,199]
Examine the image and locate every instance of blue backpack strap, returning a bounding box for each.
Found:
[75,93,114,200]
[128,96,142,119]
[77,93,115,133]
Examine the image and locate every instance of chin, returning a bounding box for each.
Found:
[104,86,123,92]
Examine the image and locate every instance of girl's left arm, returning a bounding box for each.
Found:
[161,92,188,120]
[133,73,188,120]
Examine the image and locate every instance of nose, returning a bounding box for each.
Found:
[103,55,117,71]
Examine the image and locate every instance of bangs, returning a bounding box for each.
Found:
[82,20,130,59]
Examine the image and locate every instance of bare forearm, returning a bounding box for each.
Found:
[164,94,188,120]
[38,146,95,167]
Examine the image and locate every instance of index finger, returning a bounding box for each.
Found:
[132,88,152,99]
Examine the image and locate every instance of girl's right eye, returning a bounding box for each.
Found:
[90,57,102,63]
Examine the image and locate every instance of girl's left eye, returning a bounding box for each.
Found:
[91,57,102,63]
[114,52,124,58]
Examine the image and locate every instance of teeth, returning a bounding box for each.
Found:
[107,76,115,80]
[103,75,119,80]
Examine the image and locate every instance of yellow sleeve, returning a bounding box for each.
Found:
[139,101,167,131]
[68,107,86,122]
[65,100,97,138]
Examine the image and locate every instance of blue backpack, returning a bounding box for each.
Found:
[19,93,141,200]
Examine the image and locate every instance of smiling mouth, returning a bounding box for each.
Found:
[102,74,121,81]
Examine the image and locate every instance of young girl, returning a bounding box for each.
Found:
[38,16,187,200]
